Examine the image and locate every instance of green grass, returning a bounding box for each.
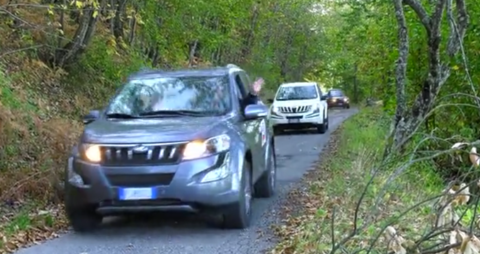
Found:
[0,66,38,113]
[0,203,58,250]
[272,107,447,254]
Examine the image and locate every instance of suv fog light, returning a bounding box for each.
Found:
[200,153,230,183]
[66,158,85,186]
[68,169,84,185]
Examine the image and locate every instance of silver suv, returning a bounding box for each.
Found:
[64,65,277,232]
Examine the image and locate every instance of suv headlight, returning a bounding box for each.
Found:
[200,153,230,183]
[311,105,320,113]
[271,106,279,114]
[270,106,282,117]
[81,144,102,163]
[183,134,230,160]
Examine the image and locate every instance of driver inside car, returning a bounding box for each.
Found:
[135,76,265,114]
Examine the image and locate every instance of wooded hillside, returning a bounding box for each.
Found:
[1,0,480,252]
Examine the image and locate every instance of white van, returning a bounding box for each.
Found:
[267,82,328,134]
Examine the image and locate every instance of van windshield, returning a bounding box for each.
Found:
[275,85,318,101]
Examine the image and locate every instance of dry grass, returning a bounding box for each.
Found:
[0,4,101,248]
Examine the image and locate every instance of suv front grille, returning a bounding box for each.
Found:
[279,106,311,113]
[99,143,186,166]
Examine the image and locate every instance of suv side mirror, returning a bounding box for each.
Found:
[244,104,268,120]
[321,95,328,101]
[267,98,274,103]
[83,110,100,124]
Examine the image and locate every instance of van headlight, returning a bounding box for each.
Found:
[183,134,230,160]
[81,144,102,163]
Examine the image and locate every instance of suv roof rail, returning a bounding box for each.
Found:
[136,67,166,76]
[139,66,150,71]
[225,63,240,69]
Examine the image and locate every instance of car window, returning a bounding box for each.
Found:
[329,90,344,97]
[232,80,243,100]
[238,72,252,96]
[275,85,318,101]
[106,75,232,116]
[316,84,323,97]
[234,73,248,99]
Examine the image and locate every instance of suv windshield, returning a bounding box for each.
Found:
[106,75,231,117]
[275,85,318,101]
[329,90,344,97]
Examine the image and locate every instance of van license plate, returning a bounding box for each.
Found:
[119,187,154,200]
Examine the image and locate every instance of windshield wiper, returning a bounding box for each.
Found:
[106,113,139,119]
[139,110,214,117]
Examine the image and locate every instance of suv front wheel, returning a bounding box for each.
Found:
[66,204,103,232]
[222,161,252,229]
[254,147,276,197]
[317,113,328,134]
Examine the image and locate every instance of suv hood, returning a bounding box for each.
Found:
[82,116,227,144]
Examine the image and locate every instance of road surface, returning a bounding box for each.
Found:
[15,108,356,254]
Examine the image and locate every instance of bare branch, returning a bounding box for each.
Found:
[430,0,446,34]
[402,0,431,31]
[0,45,44,57]
[446,0,468,56]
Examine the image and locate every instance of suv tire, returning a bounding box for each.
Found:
[273,127,283,136]
[66,205,103,232]
[254,147,276,198]
[317,114,328,134]
[222,161,252,229]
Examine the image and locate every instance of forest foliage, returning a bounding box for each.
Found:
[1,0,480,252]
[0,0,331,199]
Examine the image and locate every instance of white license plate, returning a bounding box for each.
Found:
[288,119,300,123]
[118,187,154,200]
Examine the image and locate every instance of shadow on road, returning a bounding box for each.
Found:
[274,128,320,136]
[89,213,220,234]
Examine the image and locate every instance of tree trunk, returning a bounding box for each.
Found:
[53,1,102,67]
[386,0,468,156]
[113,0,127,39]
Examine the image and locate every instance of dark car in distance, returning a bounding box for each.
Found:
[65,64,277,232]
[325,89,350,109]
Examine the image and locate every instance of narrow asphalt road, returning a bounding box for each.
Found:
[16,108,357,254]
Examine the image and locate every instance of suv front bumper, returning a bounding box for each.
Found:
[65,152,240,214]
[269,112,323,129]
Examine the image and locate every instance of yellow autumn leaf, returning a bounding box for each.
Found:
[452,65,460,70]
[75,0,83,9]
[47,5,54,16]
[92,10,98,18]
